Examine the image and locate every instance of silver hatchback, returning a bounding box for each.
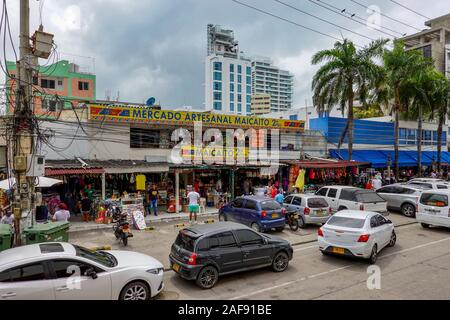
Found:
[376,183,426,217]
[283,194,332,228]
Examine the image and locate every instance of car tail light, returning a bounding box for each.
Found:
[358,234,370,242]
[318,228,324,237]
[328,207,333,214]
[359,204,364,211]
[261,210,267,218]
[304,207,310,215]
[187,253,197,266]
[281,207,286,216]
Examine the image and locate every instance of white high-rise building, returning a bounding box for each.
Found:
[252,56,294,113]
[205,25,253,115]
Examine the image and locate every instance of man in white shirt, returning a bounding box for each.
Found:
[187,187,200,224]
[53,203,70,222]
[372,176,382,190]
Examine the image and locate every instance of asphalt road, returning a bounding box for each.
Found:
[157,222,450,300]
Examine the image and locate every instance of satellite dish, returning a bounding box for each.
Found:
[146,97,156,106]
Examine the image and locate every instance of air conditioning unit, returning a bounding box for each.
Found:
[26,155,45,177]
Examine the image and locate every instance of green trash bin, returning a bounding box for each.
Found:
[0,224,13,252]
[23,221,70,245]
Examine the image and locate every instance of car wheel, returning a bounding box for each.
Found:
[321,250,330,256]
[218,213,227,222]
[272,251,289,272]
[120,281,150,300]
[298,216,306,229]
[388,231,396,247]
[421,223,430,229]
[289,219,299,231]
[122,235,128,246]
[368,244,378,264]
[401,203,416,218]
[196,266,219,289]
[251,223,261,232]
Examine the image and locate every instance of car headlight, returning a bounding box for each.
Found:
[146,267,163,275]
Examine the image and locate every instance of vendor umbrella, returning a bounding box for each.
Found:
[0,177,63,190]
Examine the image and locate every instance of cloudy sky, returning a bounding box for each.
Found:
[2,0,449,109]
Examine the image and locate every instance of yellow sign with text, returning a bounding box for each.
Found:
[181,146,249,160]
[89,104,305,131]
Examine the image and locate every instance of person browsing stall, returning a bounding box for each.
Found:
[53,203,70,222]
[187,187,201,224]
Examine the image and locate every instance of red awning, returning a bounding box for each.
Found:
[45,168,105,176]
[293,160,369,169]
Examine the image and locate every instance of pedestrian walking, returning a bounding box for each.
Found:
[187,187,201,224]
[275,189,284,205]
[149,184,159,216]
[1,210,14,247]
[81,192,92,222]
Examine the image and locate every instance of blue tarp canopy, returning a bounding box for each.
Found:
[330,149,450,168]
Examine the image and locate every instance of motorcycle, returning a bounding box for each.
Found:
[112,209,133,246]
[285,209,300,231]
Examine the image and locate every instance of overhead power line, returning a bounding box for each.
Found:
[273,0,377,42]
[349,0,422,32]
[230,0,342,42]
[389,0,431,20]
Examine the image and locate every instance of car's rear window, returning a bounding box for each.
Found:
[327,216,366,229]
[260,200,281,211]
[307,197,328,208]
[175,233,195,251]
[355,191,385,203]
[420,193,449,207]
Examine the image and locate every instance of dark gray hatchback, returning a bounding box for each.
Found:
[169,222,293,289]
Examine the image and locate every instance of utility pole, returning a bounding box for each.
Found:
[12,0,34,246]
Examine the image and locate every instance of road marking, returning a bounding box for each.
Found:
[228,236,450,300]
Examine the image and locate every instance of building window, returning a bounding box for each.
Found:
[42,98,63,112]
[230,83,234,92]
[214,62,222,71]
[246,76,251,85]
[237,103,242,113]
[238,94,242,102]
[246,85,251,94]
[230,73,234,83]
[246,104,251,114]
[32,76,38,85]
[213,101,222,110]
[213,71,222,81]
[130,128,160,148]
[213,81,222,91]
[238,75,242,83]
[423,45,432,59]
[41,79,55,89]
[238,65,242,74]
[238,84,242,93]
[213,92,222,101]
[230,93,234,101]
[230,64,234,72]
[289,115,298,120]
[230,103,235,112]
[246,66,251,75]
[246,95,251,103]
[78,81,89,91]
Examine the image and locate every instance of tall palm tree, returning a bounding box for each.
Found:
[376,41,431,180]
[312,39,388,162]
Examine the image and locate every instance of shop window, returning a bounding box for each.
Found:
[78,81,89,91]
[130,128,161,148]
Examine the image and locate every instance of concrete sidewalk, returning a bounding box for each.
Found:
[68,208,219,233]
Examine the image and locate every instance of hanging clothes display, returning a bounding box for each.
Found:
[135,174,146,191]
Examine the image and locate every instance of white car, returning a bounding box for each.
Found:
[315,186,387,214]
[318,210,396,264]
[417,190,450,229]
[0,242,164,300]
[407,178,450,190]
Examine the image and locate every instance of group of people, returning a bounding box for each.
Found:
[364,172,397,190]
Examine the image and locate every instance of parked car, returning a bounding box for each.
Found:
[318,210,396,264]
[406,178,450,190]
[283,194,332,228]
[315,186,387,214]
[218,196,286,232]
[0,242,164,300]
[169,222,293,289]
[417,189,450,229]
[376,183,427,217]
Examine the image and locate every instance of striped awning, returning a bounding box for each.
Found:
[45,168,105,176]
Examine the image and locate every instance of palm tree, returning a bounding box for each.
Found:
[311,39,388,162]
[376,41,431,180]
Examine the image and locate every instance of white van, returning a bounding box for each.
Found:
[417,190,450,228]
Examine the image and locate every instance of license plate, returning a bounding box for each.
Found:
[272,213,280,219]
[332,247,345,255]
[172,263,181,272]
[315,210,325,216]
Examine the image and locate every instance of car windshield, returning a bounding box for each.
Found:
[355,191,385,203]
[420,193,449,207]
[307,197,328,208]
[175,232,195,251]
[260,200,281,211]
[74,245,117,268]
[327,216,366,229]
